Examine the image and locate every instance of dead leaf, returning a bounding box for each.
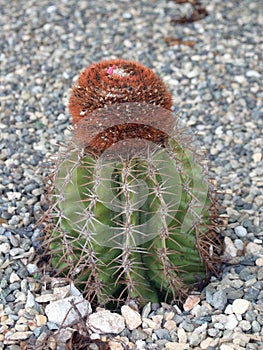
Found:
[66,331,111,350]
[0,218,8,225]
[164,37,196,47]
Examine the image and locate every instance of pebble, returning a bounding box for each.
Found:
[88,310,125,334]
[26,263,38,275]
[183,295,200,312]
[225,314,238,330]
[246,70,261,78]
[224,237,237,258]
[234,225,247,237]
[165,343,190,350]
[6,331,33,340]
[232,299,251,314]
[121,305,142,330]
[256,258,263,267]
[211,290,227,310]
[177,328,187,343]
[246,242,262,256]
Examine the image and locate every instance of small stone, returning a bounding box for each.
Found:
[252,152,262,162]
[54,328,73,345]
[9,247,25,256]
[45,296,91,326]
[234,226,247,237]
[211,290,227,310]
[220,345,235,350]
[245,242,262,256]
[135,340,146,349]
[164,311,175,321]
[53,285,71,299]
[225,314,238,330]
[165,343,189,350]
[224,237,237,258]
[141,302,151,319]
[208,328,219,337]
[10,272,20,283]
[15,324,29,332]
[131,328,148,340]
[234,75,246,84]
[164,320,177,332]
[234,239,244,251]
[183,295,200,311]
[224,305,233,314]
[177,328,187,343]
[88,310,125,334]
[35,314,47,327]
[150,315,163,329]
[189,332,201,346]
[142,318,156,329]
[143,328,152,337]
[7,331,33,340]
[232,299,251,314]
[25,290,36,309]
[26,263,38,275]
[200,337,213,349]
[0,242,10,253]
[154,328,171,341]
[246,70,261,78]
[233,332,250,347]
[239,320,251,331]
[180,321,194,332]
[251,320,261,332]
[35,294,59,303]
[186,69,199,78]
[121,305,142,330]
[17,316,28,324]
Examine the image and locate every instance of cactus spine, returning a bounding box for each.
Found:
[43,60,221,305]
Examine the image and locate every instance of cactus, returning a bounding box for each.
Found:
[42,60,221,306]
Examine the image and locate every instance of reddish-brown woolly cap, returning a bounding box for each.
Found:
[69,59,173,124]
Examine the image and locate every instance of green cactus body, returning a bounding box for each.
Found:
[47,134,218,305]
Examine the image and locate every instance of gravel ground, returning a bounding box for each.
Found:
[0,0,262,349]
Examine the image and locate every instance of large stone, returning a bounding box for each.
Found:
[45,296,91,326]
[87,310,125,334]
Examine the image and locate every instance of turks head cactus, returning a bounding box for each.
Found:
[42,59,222,306]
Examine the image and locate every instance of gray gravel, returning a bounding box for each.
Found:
[0,0,262,349]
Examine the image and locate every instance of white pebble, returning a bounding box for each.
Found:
[234,226,247,237]
[246,70,261,78]
[88,310,125,334]
[26,263,38,275]
[225,314,238,330]
[232,299,251,314]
